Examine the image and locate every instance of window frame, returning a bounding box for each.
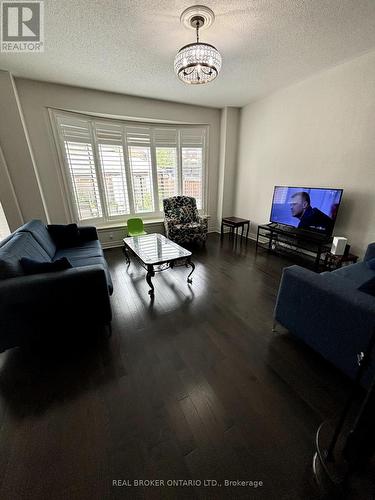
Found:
[49,109,209,227]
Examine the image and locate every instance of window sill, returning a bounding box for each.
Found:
[96,214,210,231]
[97,218,165,231]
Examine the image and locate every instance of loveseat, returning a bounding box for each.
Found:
[0,220,113,352]
[274,243,375,385]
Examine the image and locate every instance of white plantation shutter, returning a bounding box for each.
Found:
[97,144,130,216]
[57,115,103,220]
[180,128,205,209]
[154,128,178,210]
[94,121,123,145]
[125,126,154,213]
[64,141,103,220]
[57,114,92,143]
[52,111,207,223]
[125,126,151,146]
[180,128,205,147]
[154,128,178,148]
[93,121,130,217]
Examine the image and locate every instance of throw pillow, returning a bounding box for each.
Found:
[47,224,80,249]
[366,257,375,270]
[0,259,24,280]
[358,277,375,297]
[20,257,72,276]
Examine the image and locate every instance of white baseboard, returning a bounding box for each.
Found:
[101,229,219,250]
[213,229,258,242]
[101,240,124,249]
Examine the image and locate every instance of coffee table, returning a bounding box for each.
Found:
[123,233,195,297]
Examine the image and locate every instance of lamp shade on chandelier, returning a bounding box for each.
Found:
[174,7,222,85]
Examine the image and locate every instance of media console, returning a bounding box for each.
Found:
[256,223,332,270]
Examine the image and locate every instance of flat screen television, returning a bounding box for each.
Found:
[270,186,343,236]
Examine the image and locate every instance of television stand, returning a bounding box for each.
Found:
[256,223,332,270]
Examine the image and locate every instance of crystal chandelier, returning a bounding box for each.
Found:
[174,7,222,85]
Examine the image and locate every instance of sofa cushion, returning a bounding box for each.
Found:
[53,240,103,260]
[47,224,80,249]
[17,219,56,258]
[20,257,72,275]
[366,257,375,271]
[332,261,375,288]
[0,259,21,280]
[0,232,50,279]
[53,253,113,294]
[358,277,375,297]
[173,222,204,230]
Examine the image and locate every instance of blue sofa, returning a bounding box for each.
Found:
[274,243,375,385]
[0,220,113,352]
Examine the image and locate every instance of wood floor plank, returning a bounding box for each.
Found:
[0,234,350,500]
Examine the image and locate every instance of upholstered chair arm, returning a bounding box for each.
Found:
[164,217,178,238]
[164,217,179,227]
[198,215,208,230]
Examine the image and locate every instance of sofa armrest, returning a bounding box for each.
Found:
[0,265,112,351]
[78,225,98,242]
[364,242,375,263]
[274,265,375,381]
[0,264,109,304]
[275,266,375,316]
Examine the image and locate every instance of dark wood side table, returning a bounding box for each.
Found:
[324,252,359,271]
[221,217,250,240]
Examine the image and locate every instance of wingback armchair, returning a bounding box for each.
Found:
[163,196,208,246]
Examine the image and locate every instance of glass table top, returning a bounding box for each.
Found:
[123,233,191,265]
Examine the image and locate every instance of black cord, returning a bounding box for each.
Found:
[326,328,375,461]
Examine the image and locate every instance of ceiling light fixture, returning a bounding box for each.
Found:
[174,5,222,85]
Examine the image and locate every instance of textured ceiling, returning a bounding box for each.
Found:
[1,0,375,108]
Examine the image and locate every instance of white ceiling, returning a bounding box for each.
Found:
[1,0,375,108]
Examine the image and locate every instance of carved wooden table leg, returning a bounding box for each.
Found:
[146,265,155,296]
[186,257,195,284]
[123,245,130,265]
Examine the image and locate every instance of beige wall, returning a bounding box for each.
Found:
[0,143,23,231]
[217,107,240,222]
[7,77,221,240]
[235,50,375,256]
[0,71,47,227]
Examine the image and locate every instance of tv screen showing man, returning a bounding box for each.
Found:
[290,191,334,233]
[270,186,343,235]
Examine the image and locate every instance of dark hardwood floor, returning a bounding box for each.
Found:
[0,234,351,500]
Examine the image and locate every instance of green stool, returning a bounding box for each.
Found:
[127,218,147,237]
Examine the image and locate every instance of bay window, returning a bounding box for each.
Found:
[51,111,207,225]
